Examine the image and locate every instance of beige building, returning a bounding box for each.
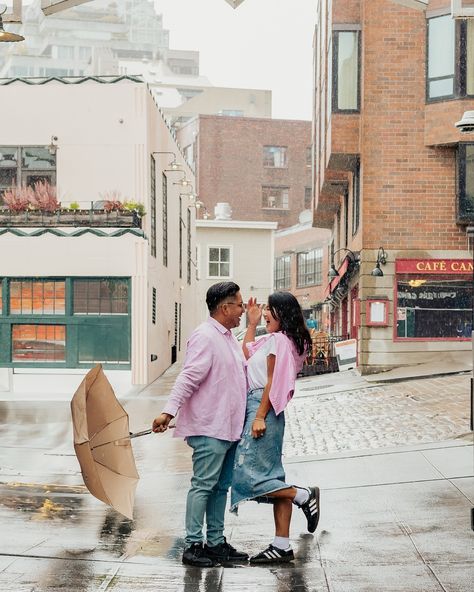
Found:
[0,75,198,395]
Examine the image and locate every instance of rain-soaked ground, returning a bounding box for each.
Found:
[0,367,473,591]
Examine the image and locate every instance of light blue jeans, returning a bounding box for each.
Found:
[185,435,237,547]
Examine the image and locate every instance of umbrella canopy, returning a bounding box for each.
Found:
[71,365,139,520]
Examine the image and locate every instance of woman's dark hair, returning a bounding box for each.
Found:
[267,291,312,356]
[206,281,240,313]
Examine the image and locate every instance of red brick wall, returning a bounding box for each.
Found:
[360,0,468,250]
[194,115,312,228]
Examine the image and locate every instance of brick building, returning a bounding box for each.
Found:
[177,115,313,229]
[314,0,474,373]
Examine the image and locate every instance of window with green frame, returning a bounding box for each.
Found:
[0,277,131,368]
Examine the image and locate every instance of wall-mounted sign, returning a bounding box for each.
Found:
[396,259,473,274]
[366,299,389,326]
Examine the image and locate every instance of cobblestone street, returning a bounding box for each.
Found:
[285,372,472,458]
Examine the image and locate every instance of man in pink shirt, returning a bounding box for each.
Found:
[152,282,249,567]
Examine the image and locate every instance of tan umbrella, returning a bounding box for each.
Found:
[71,365,142,520]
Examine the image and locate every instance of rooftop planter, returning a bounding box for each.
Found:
[0,185,144,228]
[0,208,142,228]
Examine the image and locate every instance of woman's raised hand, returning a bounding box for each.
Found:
[246,297,263,326]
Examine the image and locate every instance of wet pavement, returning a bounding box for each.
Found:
[0,365,473,591]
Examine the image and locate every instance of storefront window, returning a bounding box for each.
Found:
[12,325,66,362]
[10,279,65,315]
[73,279,128,315]
[396,275,472,339]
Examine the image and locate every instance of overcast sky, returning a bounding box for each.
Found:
[154,0,316,121]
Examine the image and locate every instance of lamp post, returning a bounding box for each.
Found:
[454,111,474,531]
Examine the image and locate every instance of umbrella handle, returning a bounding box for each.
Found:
[129,425,176,439]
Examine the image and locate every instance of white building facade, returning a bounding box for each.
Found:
[0,75,198,395]
[196,208,277,328]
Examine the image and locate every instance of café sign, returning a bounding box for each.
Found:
[396,259,473,274]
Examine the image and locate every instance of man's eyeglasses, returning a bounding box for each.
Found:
[221,301,246,310]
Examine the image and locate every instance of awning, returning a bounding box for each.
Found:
[324,257,350,298]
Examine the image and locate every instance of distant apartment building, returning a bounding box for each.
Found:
[177,115,313,230]
[0,76,197,396]
[313,0,474,373]
[274,214,331,325]
[0,0,271,131]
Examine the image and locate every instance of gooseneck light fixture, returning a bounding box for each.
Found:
[328,248,360,278]
[151,150,183,171]
[0,6,24,42]
[371,247,387,277]
[48,135,59,156]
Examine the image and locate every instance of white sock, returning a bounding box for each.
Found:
[272,536,290,550]
[293,487,310,506]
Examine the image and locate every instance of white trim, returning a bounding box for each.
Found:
[196,220,278,230]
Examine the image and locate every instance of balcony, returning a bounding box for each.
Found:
[0,207,142,228]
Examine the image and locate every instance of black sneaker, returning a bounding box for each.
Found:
[250,544,294,564]
[205,537,249,563]
[299,486,320,533]
[182,542,220,567]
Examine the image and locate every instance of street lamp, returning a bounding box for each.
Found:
[454,112,474,531]
[328,248,360,278]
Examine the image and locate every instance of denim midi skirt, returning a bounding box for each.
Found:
[230,388,291,513]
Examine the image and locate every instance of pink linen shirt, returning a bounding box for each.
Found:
[162,317,247,441]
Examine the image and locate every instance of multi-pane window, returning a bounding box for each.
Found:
[427,15,455,99]
[397,275,472,339]
[187,208,192,285]
[208,247,231,278]
[263,146,288,168]
[12,325,66,362]
[306,146,312,168]
[73,279,128,315]
[352,159,360,235]
[0,277,131,368]
[297,249,323,287]
[332,30,360,112]
[162,172,168,266]
[262,186,289,209]
[427,15,474,100]
[457,143,474,223]
[274,256,291,290]
[150,155,156,258]
[0,146,57,201]
[304,187,312,210]
[10,279,65,315]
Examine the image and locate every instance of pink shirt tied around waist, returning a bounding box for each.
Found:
[246,331,306,416]
[162,317,247,441]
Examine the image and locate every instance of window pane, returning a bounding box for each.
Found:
[12,324,66,362]
[77,322,130,364]
[396,276,472,338]
[0,147,18,167]
[263,146,288,167]
[220,263,230,277]
[429,78,454,98]
[220,248,230,262]
[22,147,56,170]
[464,144,474,214]
[73,279,128,315]
[337,31,359,110]
[209,248,220,262]
[428,16,455,80]
[10,280,65,315]
[209,262,219,276]
[467,19,474,95]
